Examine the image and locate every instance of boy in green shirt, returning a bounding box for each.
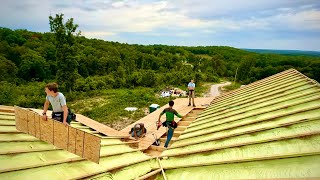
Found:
[158,100,182,148]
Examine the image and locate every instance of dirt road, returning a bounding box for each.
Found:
[210,82,231,97]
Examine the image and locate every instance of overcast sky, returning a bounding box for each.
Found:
[1,0,320,51]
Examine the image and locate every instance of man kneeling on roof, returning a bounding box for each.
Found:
[129,123,147,140]
[158,100,182,148]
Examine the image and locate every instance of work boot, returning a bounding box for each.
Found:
[188,103,191,106]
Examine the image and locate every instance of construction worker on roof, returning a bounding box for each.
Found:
[157,100,182,148]
[130,123,147,140]
[42,83,70,126]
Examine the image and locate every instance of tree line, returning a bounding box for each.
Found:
[0,14,319,107]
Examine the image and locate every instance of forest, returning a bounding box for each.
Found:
[0,15,319,126]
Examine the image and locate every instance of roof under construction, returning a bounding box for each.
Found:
[0,68,319,179]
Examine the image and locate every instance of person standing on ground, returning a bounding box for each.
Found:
[188,79,196,107]
[157,100,182,148]
[42,83,69,126]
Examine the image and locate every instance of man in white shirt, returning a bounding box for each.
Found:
[42,83,69,126]
[188,79,196,107]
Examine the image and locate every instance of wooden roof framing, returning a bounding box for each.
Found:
[1,69,319,179]
[158,69,320,179]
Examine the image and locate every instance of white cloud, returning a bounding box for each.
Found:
[0,0,319,50]
[81,31,116,39]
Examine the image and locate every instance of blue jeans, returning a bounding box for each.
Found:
[165,121,174,147]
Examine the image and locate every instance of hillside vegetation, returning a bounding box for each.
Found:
[1,23,319,126]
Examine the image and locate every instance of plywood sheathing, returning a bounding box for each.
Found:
[75,114,127,137]
[14,107,101,163]
[83,133,101,163]
[30,108,126,137]
[53,121,69,149]
[120,97,214,150]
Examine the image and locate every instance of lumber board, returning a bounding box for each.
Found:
[0,105,14,113]
[68,127,77,154]
[173,110,320,148]
[162,155,320,179]
[40,118,54,144]
[34,114,41,139]
[53,121,69,150]
[0,141,55,154]
[0,126,20,133]
[210,69,298,103]
[14,106,28,133]
[0,114,15,120]
[180,101,320,140]
[0,120,15,126]
[120,98,213,150]
[162,135,320,169]
[195,86,318,125]
[199,82,314,120]
[0,112,14,116]
[75,129,85,157]
[75,114,125,137]
[74,153,154,179]
[83,133,101,163]
[27,110,36,137]
[187,93,320,133]
[136,169,162,180]
[206,76,306,113]
[208,71,299,106]
[205,75,306,112]
[0,150,82,173]
[163,120,320,157]
[198,84,317,121]
[0,134,38,142]
[100,145,141,157]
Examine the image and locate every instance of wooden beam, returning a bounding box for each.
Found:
[75,114,126,137]
[157,157,167,180]
[136,169,162,180]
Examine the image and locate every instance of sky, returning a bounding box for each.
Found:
[0,0,320,51]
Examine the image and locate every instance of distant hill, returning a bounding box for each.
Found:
[243,48,320,57]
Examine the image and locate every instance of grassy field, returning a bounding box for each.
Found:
[68,84,211,130]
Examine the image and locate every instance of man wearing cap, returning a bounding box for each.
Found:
[130,123,146,140]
